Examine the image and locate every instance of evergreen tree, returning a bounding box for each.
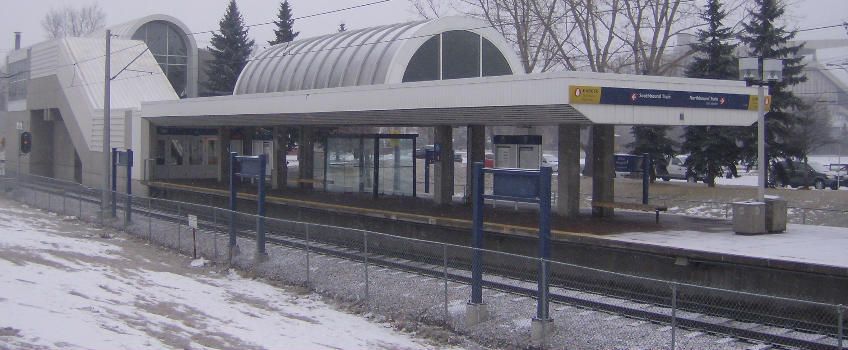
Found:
[681,0,741,186]
[628,125,676,181]
[205,0,255,96]
[269,1,299,45]
[738,0,807,167]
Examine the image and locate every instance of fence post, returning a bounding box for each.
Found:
[802,209,807,224]
[444,243,449,323]
[839,304,844,350]
[177,222,181,252]
[62,190,66,216]
[213,210,218,262]
[363,231,369,312]
[147,198,152,243]
[671,283,678,350]
[305,223,311,289]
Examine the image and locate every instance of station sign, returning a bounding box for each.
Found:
[569,85,771,111]
[614,154,643,172]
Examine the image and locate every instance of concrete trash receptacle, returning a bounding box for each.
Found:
[732,201,766,234]
[764,196,787,233]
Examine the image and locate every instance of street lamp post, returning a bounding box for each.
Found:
[740,57,783,202]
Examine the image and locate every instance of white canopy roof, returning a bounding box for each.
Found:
[143,70,759,127]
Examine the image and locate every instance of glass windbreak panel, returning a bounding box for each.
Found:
[378,138,414,196]
[207,139,218,165]
[156,140,166,165]
[189,138,203,165]
[482,38,512,76]
[442,30,480,80]
[402,35,440,82]
[169,138,184,165]
[326,138,358,192]
[361,138,375,193]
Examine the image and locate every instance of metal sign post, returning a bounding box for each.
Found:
[229,152,268,260]
[111,148,117,218]
[615,154,651,205]
[115,149,133,223]
[470,162,553,331]
[188,214,198,259]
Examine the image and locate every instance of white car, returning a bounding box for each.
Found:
[659,155,699,183]
[542,154,558,172]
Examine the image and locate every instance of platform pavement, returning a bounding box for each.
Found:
[152,180,848,276]
[606,223,848,270]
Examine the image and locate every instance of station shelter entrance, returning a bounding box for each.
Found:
[153,127,219,179]
[318,133,417,197]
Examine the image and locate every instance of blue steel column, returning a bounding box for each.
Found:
[642,153,650,205]
[256,154,267,255]
[471,162,484,304]
[537,166,552,320]
[229,152,237,249]
[126,150,133,223]
[111,148,117,217]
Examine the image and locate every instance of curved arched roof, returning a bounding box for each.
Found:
[234,16,523,95]
[89,14,199,98]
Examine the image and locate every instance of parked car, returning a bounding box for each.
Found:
[770,160,839,190]
[541,154,559,172]
[827,163,848,187]
[414,145,462,162]
[484,153,494,168]
[657,155,701,183]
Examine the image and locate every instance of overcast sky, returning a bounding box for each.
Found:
[1,0,847,58]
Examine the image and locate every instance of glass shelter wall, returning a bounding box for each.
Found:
[323,134,416,197]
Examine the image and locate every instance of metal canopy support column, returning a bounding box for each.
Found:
[434,125,454,205]
[298,126,314,189]
[466,125,485,204]
[557,124,581,218]
[592,124,615,217]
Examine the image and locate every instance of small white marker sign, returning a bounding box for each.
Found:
[188,214,198,229]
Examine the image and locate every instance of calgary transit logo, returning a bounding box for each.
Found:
[574,88,582,97]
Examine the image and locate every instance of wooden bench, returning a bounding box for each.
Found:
[591,201,668,223]
[292,178,332,186]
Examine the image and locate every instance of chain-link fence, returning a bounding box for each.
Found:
[2,173,845,350]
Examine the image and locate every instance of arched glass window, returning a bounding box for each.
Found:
[402,30,512,83]
[132,21,188,97]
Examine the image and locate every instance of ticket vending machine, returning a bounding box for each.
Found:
[493,135,542,169]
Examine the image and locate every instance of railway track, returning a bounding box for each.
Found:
[9,177,846,350]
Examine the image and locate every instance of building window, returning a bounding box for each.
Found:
[7,58,29,101]
[402,30,512,83]
[132,21,188,98]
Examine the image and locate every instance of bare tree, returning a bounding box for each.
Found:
[788,100,838,161]
[42,3,106,39]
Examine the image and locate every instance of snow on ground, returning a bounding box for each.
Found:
[608,223,848,268]
[0,198,457,350]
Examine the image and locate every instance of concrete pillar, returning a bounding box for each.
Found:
[591,124,614,217]
[298,126,314,189]
[557,124,581,218]
[271,126,283,190]
[220,127,231,183]
[433,125,454,205]
[465,125,485,204]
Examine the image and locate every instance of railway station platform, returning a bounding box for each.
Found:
[148,179,848,303]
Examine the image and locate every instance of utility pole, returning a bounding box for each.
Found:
[102,30,111,218]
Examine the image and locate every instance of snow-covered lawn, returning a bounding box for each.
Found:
[0,198,456,350]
